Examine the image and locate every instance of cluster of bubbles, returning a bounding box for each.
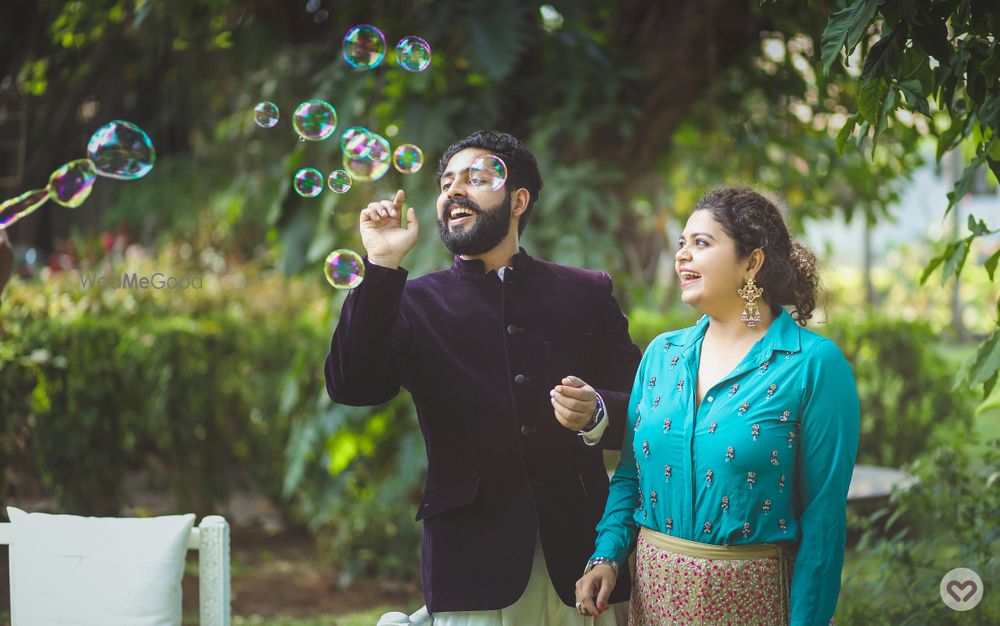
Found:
[342,25,432,73]
[0,120,155,230]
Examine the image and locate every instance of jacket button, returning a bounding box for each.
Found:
[514,374,528,384]
[506,324,523,335]
[521,425,535,436]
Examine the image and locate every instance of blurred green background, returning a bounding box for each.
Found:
[1,1,998,624]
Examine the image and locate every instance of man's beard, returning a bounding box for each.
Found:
[437,192,512,256]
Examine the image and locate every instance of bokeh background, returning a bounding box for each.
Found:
[1,1,998,624]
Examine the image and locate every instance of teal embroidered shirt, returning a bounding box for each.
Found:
[592,309,859,626]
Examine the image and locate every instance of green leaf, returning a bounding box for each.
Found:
[988,156,1000,182]
[985,248,1000,280]
[968,329,1000,388]
[937,120,964,163]
[946,153,987,215]
[898,79,930,117]
[820,0,880,74]
[941,238,971,282]
[919,249,949,285]
[858,79,887,124]
[980,90,1000,133]
[861,25,906,83]
[836,114,860,154]
[872,88,898,154]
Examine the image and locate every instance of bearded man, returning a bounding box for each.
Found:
[325,131,640,625]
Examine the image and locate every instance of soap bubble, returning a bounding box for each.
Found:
[343,25,386,70]
[392,144,424,173]
[396,36,432,72]
[48,159,98,208]
[87,120,156,180]
[324,249,365,289]
[0,189,49,229]
[294,168,324,197]
[469,154,508,191]
[327,169,352,193]
[292,99,337,141]
[341,127,373,159]
[253,101,280,128]
[342,133,391,181]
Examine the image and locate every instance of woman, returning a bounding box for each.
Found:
[575,187,859,626]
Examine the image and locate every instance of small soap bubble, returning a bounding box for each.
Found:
[392,144,424,174]
[305,0,321,12]
[343,154,390,182]
[341,127,373,159]
[294,168,324,197]
[469,154,508,191]
[327,169,352,193]
[396,36,432,72]
[292,99,337,141]
[253,101,280,128]
[87,120,156,180]
[343,25,386,70]
[48,159,98,208]
[0,189,49,229]
[324,249,365,289]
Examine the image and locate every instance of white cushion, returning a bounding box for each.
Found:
[6,506,195,626]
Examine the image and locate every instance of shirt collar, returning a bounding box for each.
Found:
[675,308,801,364]
[451,247,534,280]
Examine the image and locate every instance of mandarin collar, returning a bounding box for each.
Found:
[451,247,534,280]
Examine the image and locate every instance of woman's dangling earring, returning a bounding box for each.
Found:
[738,277,763,328]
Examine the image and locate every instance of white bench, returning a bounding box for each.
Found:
[1,514,231,626]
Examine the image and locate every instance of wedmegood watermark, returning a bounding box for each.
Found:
[939,567,983,611]
[80,272,203,290]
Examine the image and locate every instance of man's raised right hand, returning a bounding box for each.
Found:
[360,189,419,270]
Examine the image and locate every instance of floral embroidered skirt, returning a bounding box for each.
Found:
[628,527,793,626]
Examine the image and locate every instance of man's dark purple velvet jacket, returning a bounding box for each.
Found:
[325,249,641,613]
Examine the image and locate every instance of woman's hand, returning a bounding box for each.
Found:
[575,563,617,617]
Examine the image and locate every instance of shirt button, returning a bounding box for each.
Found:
[520,425,535,436]
[514,374,528,384]
[507,324,523,335]
[707,396,714,403]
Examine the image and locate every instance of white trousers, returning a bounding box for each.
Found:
[431,537,624,626]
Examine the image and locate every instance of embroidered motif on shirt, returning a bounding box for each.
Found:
[634,412,642,431]
[703,522,712,534]
[739,401,751,415]
[648,376,656,388]
[664,341,671,351]
[663,418,671,432]
[670,356,679,368]
[787,430,796,448]
[742,522,751,538]
[653,396,661,408]
[650,489,657,504]
[642,440,650,457]
[721,495,730,511]
[761,499,772,515]
[780,409,791,422]
[778,518,787,533]
[759,360,770,374]
[676,380,685,392]
[778,474,786,492]
[729,383,740,396]
[725,446,735,462]
[709,422,717,433]
[746,471,756,489]
[666,517,673,532]
[664,465,671,482]
[751,423,760,440]
[767,384,777,398]
[635,459,641,479]
[706,469,714,485]
[770,450,779,465]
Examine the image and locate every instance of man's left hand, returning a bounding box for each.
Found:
[550,376,597,432]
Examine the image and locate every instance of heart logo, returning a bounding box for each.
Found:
[946,580,978,603]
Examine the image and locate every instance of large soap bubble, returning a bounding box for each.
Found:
[292,100,337,141]
[87,120,156,180]
[343,25,386,70]
[324,249,365,289]
[48,159,98,208]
